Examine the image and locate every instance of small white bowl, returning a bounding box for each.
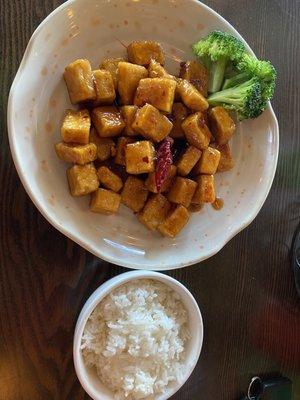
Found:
[73,271,203,400]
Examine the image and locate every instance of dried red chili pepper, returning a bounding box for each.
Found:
[155,137,174,192]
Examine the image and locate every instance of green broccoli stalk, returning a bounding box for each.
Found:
[192,31,246,93]
[222,54,276,102]
[208,77,264,120]
[222,71,250,89]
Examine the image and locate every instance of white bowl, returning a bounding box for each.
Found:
[73,270,203,400]
[8,0,279,270]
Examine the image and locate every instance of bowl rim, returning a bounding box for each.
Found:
[7,0,279,270]
[73,270,204,400]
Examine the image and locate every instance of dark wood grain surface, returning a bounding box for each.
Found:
[1,0,300,399]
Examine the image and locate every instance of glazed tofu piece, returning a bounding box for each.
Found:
[192,175,215,204]
[115,136,134,165]
[90,188,121,214]
[214,143,235,172]
[158,205,190,238]
[145,165,177,194]
[134,78,177,113]
[177,79,208,111]
[121,176,149,212]
[169,103,189,139]
[92,69,116,105]
[55,142,97,165]
[67,163,99,196]
[176,146,202,176]
[127,41,165,66]
[64,59,96,104]
[125,141,155,174]
[193,147,221,175]
[209,106,236,145]
[97,166,123,192]
[138,194,171,231]
[118,62,148,105]
[132,104,173,143]
[120,106,139,136]
[61,109,91,144]
[182,112,211,150]
[92,106,125,137]
[168,177,197,208]
[179,60,208,97]
[89,128,116,161]
[100,57,125,90]
[148,60,175,79]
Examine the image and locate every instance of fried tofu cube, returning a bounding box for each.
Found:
[192,175,215,204]
[138,194,171,231]
[91,106,125,137]
[118,62,148,105]
[100,57,125,90]
[90,188,121,214]
[177,79,208,111]
[55,142,97,164]
[127,41,165,66]
[134,78,177,113]
[125,141,155,174]
[214,143,235,172]
[61,109,91,144]
[64,59,96,104]
[158,205,190,238]
[67,163,99,197]
[145,165,177,194]
[193,147,221,175]
[115,136,134,165]
[148,60,175,79]
[89,128,116,161]
[179,60,208,97]
[169,103,189,139]
[168,177,197,208]
[176,146,202,176]
[92,70,116,105]
[182,112,211,150]
[121,176,148,212]
[132,104,173,143]
[97,166,123,192]
[209,106,236,145]
[120,106,139,136]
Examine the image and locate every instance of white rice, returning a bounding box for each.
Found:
[81,279,190,400]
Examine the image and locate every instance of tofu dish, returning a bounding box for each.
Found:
[55,33,276,238]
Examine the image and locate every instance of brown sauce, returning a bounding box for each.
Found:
[189,203,204,213]
[212,197,224,210]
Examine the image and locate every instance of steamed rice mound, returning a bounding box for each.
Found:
[81,279,190,399]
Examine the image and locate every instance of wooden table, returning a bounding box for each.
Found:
[1,0,300,399]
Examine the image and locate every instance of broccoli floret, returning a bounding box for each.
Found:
[208,77,264,120]
[223,54,276,102]
[192,30,246,93]
[193,31,276,120]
